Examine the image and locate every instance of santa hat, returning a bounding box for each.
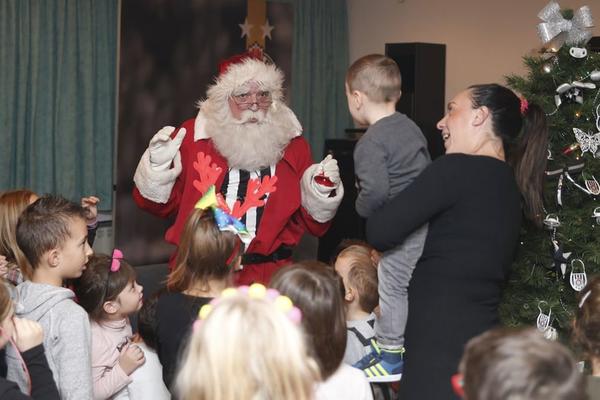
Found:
[206,52,285,104]
[218,51,261,76]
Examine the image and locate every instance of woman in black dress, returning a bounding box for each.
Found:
[366,84,548,399]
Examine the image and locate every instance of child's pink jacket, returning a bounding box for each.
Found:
[91,318,132,400]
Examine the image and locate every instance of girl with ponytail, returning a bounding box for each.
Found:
[156,206,243,390]
[364,83,548,399]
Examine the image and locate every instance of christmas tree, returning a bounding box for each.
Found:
[500,1,600,342]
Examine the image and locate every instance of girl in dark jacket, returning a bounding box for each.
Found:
[0,282,59,400]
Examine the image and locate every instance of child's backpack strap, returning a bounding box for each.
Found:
[347,326,374,347]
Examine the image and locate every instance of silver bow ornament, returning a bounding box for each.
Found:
[537,1,594,47]
[555,81,596,106]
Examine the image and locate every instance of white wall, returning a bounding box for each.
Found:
[347,0,598,105]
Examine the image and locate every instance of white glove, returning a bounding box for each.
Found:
[149,126,186,171]
[162,151,182,182]
[301,162,344,223]
[311,155,341,196]
[133,148,182,204]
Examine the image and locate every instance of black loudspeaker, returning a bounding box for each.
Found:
[317,138,366,263]
[385,43,446,159]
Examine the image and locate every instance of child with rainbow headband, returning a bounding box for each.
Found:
[155,186,250,390]
[176,283,318,400]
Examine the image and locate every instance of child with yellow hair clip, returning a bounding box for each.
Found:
[176,283,318,400]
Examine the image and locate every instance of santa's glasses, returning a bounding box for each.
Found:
[231,90,272,106]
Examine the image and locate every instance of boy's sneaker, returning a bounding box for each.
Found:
[362,346,404,383]
[352,339,382,370]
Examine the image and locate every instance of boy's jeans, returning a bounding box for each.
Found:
[375,224,428,348]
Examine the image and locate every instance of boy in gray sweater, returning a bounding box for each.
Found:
[7,195,94,399]
[346,54,430,382]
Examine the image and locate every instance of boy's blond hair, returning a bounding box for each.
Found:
[176,294,319,400]
[337,244,375,268]
[346,54,402,103]
[347,263,378,314]
[338,245,378,313]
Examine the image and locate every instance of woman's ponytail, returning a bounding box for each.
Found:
[469,84,549,227]
[512,103,548,227]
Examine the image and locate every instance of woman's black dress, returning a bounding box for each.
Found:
[367,154,522,399]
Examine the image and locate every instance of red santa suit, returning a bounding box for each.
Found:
[132,56,343,285]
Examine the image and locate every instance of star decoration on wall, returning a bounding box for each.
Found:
[239,18,252,38]
[261,20,274,40]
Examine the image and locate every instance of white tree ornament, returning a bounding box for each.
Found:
[574,127,600,157]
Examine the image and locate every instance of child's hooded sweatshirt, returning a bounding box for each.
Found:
[6,281,93,400]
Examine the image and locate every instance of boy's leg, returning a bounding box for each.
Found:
[362,224,428,382]
[376,223,428,348]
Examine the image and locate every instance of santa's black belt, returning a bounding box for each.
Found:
[242,245,293,265]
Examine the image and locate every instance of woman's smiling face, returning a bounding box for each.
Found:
[437,89,480,154]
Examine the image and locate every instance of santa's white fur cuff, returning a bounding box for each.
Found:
[133,149,180,204]
[301,163,344,223]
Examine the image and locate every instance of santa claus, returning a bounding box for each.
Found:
[132,53,344,285]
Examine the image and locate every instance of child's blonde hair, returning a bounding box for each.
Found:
[346,54,402,103]
[572,275,600,361]
[337,244,376,269]
[347,263,378,314]
[176,294,319,400]
[0,282,12,322]
[0,190,37,279]
[337,245,378,313]
[167,209,240,292]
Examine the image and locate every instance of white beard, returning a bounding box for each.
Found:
[203,103,298,171]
